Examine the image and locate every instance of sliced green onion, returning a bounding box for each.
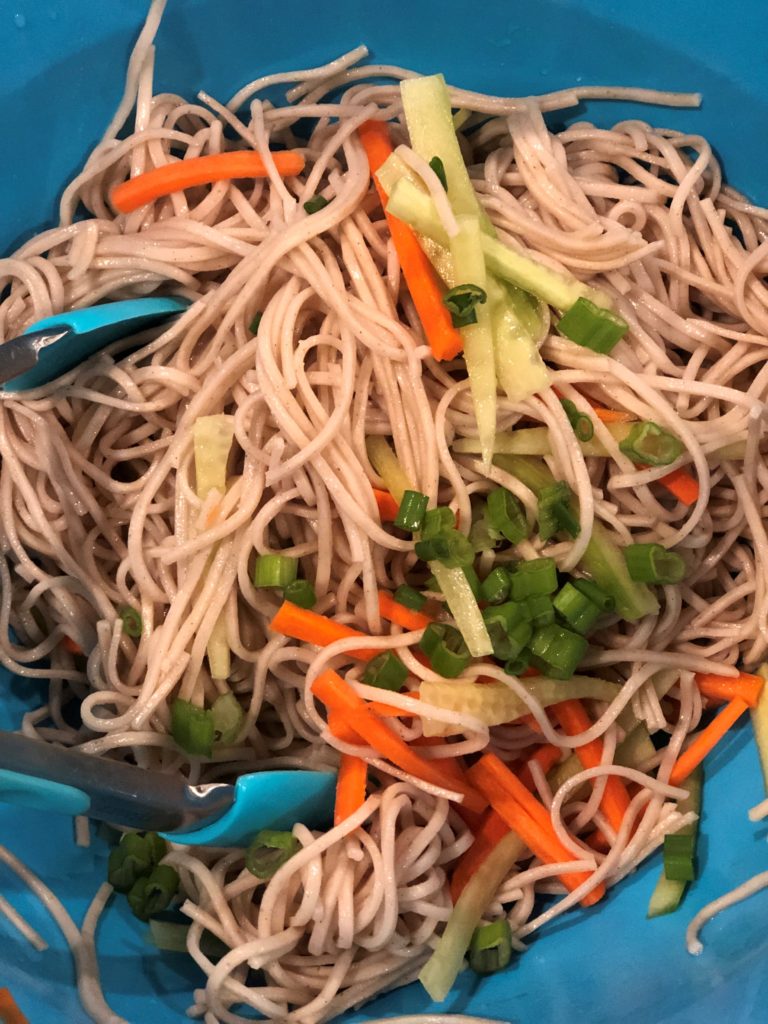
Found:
[394,489,429,532]
[479,567,511,605]
[249,312,263,334]
[509,558,558,600]
[663,832,696,882]
[422,506,456,538]
[415,529,474,568]
[245,829,300,879]
[171,698,215,758]
[424,573,442,594]
[553,582,603,636]
[127,864,180,922]
[524,593,555,629]
[556,296,628,354]
[619,421,684,467]
[572,578,615,613]
[303,195,329,214]
[419,623,471,678]
[529,623,587,679]
[538,482,580,541]
[560,398,594,442]
[469,919,513,976]
[483,603,532,661]
[429,155,447,190]
[253,554,298,589]
[148,916,190,954]
[118,605,142,639]
[505,650,531,676]
[394,584,427,611]
[210,692,244,746]
[362,651,408,692]
[283,579,317,609]
[463,565,481,600]
[486,488,529,544]
[624,543,687,585]
[469,514,503,553]
[108,833,155,894]
[443,283,487,328]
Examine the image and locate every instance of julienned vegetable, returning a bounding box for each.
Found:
[669,698,750,786]
[245,829,301,879]
[110,150,306,213]
[648,767,702,917]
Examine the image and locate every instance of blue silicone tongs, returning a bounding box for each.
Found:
[0,731,336,846]
[0,296,191,391]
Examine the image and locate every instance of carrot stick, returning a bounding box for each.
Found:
[367,691,421,717]
[334,754,368,825]
[656,466,700,506]
[450,809,511,902]
[358,120,464,361]
[468,753,605,907]
[696,671,765,709]
[373,488,400,522]
[312,670,486,813]
[61,636,83,655]
[669,697,750,786]
[378,590,433,632]
[518,743,562,791]
[0,990,29,1024]
[592,407,636,424]
[551,699,631,836]
[111,150,305,213]
[269,601,378,660]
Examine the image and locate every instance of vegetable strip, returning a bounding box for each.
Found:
[372,488,400,521]
[269,601,378,660]
[378,589,432,631]
[0,989,29,1024]
[450,809,511,903]
[111,150,305,213]
[695,671,764,709]
[334,754,368,825]
[669,698,750,786]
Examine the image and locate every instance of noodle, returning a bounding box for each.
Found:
[3,0,768,1020]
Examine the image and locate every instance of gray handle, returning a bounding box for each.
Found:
[0,328,69,385]
[0,731,233,832]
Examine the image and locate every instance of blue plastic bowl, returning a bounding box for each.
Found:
[2,2,768,1021]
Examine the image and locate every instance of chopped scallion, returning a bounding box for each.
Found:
[624,543,686,585]
[394,489,429,532]
[560,398,594,442]
[253,554,298,589]
[419,623,471,678]
[246,829,300,879]
[415,528,474,568]
[486,487,529,544]
[171,698,215,758]
[394,584,427,611]
[553,582,603,636]
[283,579,316,609]
[505,650,531,676]
[663,832,696,882]
[210,692,244,746]
[538,482,580,541]
[362,651,408,692]
[422,506,456,538]
[443,283,487,328]
[118,605,142,639]
[509,558,558,600]
[303,195,329,214]
[523,593,556,628]
[572,578,615,612]
[556,296,628,354]
[479,567,511,605]
[429,155,447,190]
[107,833,155,894]
[127,864,180,922]
[249,312,263,334]
[529,623,587,679]
[619,421,684,467]
[469,919,513,976]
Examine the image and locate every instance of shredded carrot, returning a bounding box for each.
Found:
[669,697,750,786]
[373,488,400,522]
[584,827,611,854]
[468,753,605,907]
[551,700,631,836]
[269,601,378,660]
[656,466,700,506]
[696,671,765,709]
[378,590,432,632]
[518,743,562,791]
[0,990,29,1024]
[358,120,464,361]
[61,635,83,655]
[312,670,486,814]
[334,754,368,825]
[592,407,637,424]
[111,150,305,213]
[450,809,511,903]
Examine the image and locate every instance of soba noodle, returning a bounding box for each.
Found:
[2,1,768,1021]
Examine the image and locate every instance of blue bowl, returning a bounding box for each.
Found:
[2,2,768,1021]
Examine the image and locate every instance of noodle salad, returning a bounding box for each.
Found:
[2,1,768,1021]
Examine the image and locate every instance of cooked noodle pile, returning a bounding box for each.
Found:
[2,1,768,1021]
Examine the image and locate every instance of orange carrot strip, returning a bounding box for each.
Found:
[551,699,632,836]
[0,990,29,1024]
[373,488,400,522]
[656,466,700,506]
[518,744,562,791]
[695,671,764,709]
[312,670,487,814]
[61,636,83,655]
[377,590,432,632]
[111,151,305,213]
[592,407,637,424]
[367,691,421,717]
[450,809,512,903]
[468,753,605,907]
[358,120,464,361]
[669,697,750,786]
[334,754,368,825]
[269,601,378,660]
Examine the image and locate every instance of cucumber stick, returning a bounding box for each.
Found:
[647,766,703,918]
[488,278,549,404]
[450,216,496,466]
